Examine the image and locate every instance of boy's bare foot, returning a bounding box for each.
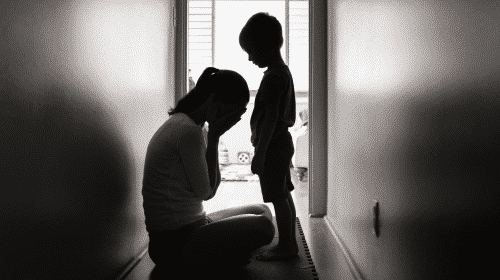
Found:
[258,238,299,254]
[256,244,298,261]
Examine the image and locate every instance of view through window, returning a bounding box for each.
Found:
[188,0,309,173]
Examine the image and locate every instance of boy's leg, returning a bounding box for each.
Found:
[286,166,298,251]
[287,191,298,252]
[256,198,298,261]
[256,132,297,261]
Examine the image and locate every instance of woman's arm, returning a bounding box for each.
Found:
[204,106,246,198]
[205,131,221,200]
[178,126,213,200]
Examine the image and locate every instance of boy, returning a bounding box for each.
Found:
[239,12,298,261]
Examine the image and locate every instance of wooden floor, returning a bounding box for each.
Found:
[124,216,318,280]
[203,167,312,251]
[203,168,310,221]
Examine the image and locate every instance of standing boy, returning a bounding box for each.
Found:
[239,12,298,261]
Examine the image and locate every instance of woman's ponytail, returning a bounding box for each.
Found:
[195,67,219,95]
[167,67,248,116]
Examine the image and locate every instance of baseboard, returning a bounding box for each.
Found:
[322,217,364,280]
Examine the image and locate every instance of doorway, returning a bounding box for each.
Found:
[175,0,327,219]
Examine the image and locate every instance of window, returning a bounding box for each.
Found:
[185,0,310,168]
[188,1,214,90]
[188,0,308,95]
[179,0,328,218]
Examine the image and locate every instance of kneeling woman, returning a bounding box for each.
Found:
[142,68,274,277]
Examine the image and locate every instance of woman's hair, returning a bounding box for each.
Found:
[168,68,249,116]
[239,12,283,53]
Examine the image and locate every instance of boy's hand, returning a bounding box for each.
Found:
[251,153,265,175]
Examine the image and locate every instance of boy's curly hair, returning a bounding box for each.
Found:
[239,12,283,53]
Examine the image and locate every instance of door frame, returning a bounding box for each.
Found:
[308,0,327,217]
[173,0,328,217]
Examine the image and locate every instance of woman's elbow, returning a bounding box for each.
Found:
[193,188,212,201]
[202,189,213,201]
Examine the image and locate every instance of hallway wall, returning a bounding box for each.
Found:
[326,0,500,279]
[0,0,174,279]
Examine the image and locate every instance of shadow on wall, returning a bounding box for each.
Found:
[381,83,500,279]
[1,79,136,279]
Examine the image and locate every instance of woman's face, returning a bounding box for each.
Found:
[218,102,242,117]
[207,100,246,125]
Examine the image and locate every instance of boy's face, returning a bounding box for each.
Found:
[246,48,267,68]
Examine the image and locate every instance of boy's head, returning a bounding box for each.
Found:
[239,12,283,57]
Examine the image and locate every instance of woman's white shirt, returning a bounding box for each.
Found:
[142,113,211,232]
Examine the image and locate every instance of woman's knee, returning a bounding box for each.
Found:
[256,203,273,220]
[258,203,271,213]
[256,214,275,242]
[207,204,271,221]
[208,213,274,242]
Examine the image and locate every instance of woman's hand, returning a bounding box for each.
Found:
[208,107,247,138]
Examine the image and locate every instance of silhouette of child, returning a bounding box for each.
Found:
[239,12,298,261]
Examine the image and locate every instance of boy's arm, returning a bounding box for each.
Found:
[254,73,283,159]
[254,103,279,160]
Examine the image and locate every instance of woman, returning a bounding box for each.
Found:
[142,67,275,278]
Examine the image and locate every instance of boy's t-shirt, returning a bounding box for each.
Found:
[250,64,296,147]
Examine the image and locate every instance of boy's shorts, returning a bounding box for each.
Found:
[257,131,295,203]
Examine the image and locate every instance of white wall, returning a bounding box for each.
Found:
[326,0,500,278]
[0,0,174,279]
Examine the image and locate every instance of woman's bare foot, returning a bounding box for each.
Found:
[256,244,298,261]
